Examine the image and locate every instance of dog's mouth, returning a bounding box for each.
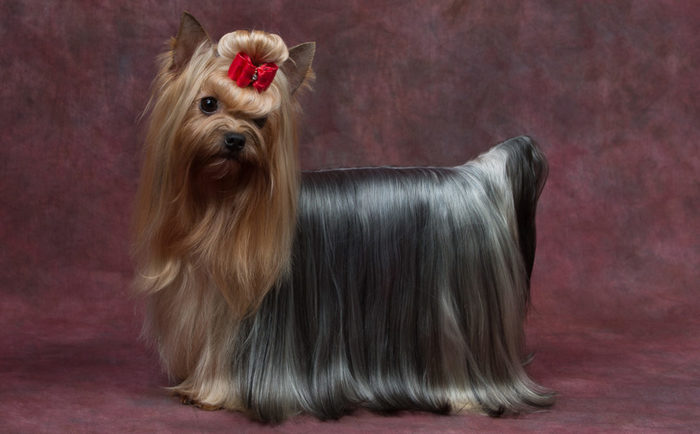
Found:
[193,152,243,184]
[216,154,243,171]
[220,152,243,162]
[214,152,239,163]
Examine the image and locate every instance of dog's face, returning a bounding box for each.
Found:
[157,14,315,190]
[179,71,277,184]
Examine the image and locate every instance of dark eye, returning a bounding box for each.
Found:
[199,97,218,114]
[253,117,267,128]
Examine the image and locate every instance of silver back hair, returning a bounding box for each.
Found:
[231,135,553,421]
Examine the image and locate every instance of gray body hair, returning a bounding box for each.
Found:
[232,135,553,421]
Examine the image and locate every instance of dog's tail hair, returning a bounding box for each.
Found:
[503,135,549,285]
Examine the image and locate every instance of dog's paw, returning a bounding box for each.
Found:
[449,400,482,415]
[194,401,224,411]
[177,393,223,411]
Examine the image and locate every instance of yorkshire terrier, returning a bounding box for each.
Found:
[134,13,554,422]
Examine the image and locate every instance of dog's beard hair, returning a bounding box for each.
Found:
[229,136,553,421]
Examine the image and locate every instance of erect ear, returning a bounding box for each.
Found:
[281,42,315,95]
[171,12,212,72]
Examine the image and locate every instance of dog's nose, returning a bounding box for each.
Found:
[223,133,246,152]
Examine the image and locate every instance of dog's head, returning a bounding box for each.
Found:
[144,12,314,191]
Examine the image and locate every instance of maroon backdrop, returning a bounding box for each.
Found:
[1,0,698,431]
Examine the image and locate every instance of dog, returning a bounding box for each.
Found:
[133,12,554,422]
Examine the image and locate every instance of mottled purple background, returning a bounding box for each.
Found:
[1,0,698,432]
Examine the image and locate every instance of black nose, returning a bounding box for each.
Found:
[223,133,246,152]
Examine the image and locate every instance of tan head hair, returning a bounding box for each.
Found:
[133,13,315,320]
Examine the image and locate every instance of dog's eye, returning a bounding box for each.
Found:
[253,117,267,128]
[199,97,218,114]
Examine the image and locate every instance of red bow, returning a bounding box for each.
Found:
[227,52,278,92]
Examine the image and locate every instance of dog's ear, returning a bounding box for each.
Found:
[282,42,315,95]
[171,12,212,72]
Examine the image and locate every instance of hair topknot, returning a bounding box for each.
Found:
[218,30,288,66]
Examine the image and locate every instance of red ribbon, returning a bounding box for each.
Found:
[227,52,278,92]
